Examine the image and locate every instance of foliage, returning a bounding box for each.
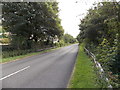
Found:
[2,2,64,49]
[1,47,56,63]
[55,39,65,47]
[0,38,10,44]
[63,34,76,44]
[77,2,120,87]
[0,26,2,33]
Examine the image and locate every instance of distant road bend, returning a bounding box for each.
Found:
[1,44,78,88]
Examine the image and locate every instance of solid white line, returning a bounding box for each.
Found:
[0,66,30,80]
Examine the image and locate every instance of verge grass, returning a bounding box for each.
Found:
[1,47,58,63]
[69,43,100,88]
[1,44,75,63]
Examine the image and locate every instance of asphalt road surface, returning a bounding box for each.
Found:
[1,44,78,88]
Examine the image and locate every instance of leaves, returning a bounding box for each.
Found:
[77,2,120,87]
[63,34,76,44]
[2,2,64,49]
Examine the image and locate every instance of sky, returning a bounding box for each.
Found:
[57,0,119,38]
[0,0,119,36]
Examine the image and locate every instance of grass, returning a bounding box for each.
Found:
[68,43,100,88]
[1,47,59,63]
[1,44,73,63]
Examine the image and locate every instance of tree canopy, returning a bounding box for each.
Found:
[63,34,76,44]
[2,2,64,49]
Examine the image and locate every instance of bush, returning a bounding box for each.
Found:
[55,40,65,47]
[2,49,34,58]
[0,38,10,44]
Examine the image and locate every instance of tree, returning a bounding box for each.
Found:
[63,34,76,44]
[77,2,120,87]
[2,2,64,49]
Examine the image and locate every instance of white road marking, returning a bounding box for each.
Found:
[0,66,30,80]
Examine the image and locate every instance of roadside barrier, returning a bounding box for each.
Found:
[84,47,112,88]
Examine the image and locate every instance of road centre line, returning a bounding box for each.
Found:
[0,66,30,80]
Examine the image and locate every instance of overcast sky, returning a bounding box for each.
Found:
[0,0,119,36]
[57,0,119,38]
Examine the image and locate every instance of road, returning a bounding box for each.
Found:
[1,44,78,88]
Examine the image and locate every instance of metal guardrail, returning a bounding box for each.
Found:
[84,47,112,88]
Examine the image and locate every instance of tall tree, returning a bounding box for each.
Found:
[2,2,64,49]
[77,2,120,87]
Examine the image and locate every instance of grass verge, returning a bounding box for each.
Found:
[68,43,100,88]
[1,47,59,63]
[1,44,75,63]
